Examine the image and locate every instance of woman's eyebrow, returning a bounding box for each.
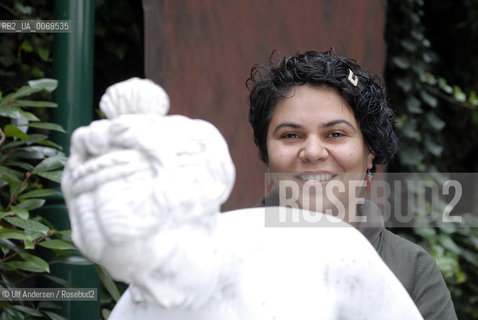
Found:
[272,122,302,135]
[272,120,357,135]
[321,119,357,132]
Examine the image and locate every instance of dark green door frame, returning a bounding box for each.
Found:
[49,0,100,318]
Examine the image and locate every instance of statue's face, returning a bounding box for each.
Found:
[152,116,234,215]
[266,85,374,224]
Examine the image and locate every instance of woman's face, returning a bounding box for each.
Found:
[266,84,374,224]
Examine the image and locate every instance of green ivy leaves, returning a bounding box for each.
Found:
[386,1,478,318]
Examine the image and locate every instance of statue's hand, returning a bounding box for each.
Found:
[61,119,159,269]
[61,78,170,272]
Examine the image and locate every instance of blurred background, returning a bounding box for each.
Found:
[0,0,477,319]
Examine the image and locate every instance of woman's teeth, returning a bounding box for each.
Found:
[300,174,334,182]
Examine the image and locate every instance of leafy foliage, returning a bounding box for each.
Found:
[0,0,54,94]
[0,80,77,320]
[0,81,125,320]
[0,1,130,317]
[385,0,478,318]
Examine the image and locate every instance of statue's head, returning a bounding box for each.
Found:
[61,78,235,290]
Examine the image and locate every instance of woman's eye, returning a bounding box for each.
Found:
[329,132,344,138]
[281,133,299,139]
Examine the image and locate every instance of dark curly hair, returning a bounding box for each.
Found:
[246,49,399,169]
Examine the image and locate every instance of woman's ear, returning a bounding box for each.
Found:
[367,152,375,170]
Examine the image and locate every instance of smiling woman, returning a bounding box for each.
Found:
[247,50,457,320]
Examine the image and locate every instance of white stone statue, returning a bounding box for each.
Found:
[61,78,423,320]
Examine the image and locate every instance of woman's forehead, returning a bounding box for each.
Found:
[271,85,357,126]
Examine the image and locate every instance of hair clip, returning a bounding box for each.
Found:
[348,69,358,87]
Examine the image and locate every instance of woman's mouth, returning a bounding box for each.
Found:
[295,173,337,183]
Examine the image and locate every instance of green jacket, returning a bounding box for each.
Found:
[359,201,457,320]
[256,194,457,320]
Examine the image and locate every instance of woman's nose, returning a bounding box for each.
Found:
[298,136,329,162]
